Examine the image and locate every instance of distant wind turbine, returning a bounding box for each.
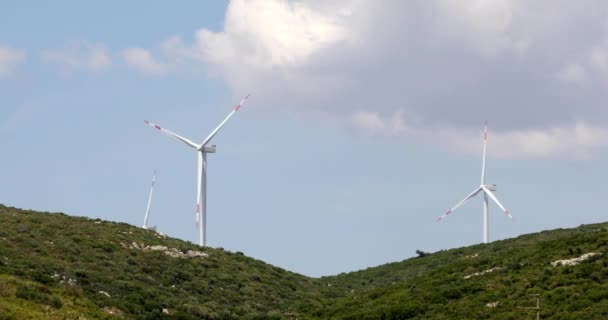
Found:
[142,170,156,230]
[144,94,250,246]
[437,122,513,244]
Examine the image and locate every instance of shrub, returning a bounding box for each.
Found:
[0,281,11,297]
[415,250,430,258]
[15,283,62,308]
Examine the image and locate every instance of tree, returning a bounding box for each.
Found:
[415,250,430,258]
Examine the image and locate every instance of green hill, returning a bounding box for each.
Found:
[315,224,608,319]
[0,205,331,319]
[1,204,607,319]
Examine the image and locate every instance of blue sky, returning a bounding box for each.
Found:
[2,1,608,277]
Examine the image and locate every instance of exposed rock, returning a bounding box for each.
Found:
[551,252,601,267]
[98,290,111,297]
[486,301,499,308]
[127,242,208,258]
[186,250,207,258]
[54,272,77,286]
[104,307,123,316]
[464,267,502,279]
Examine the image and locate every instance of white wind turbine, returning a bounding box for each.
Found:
[142,170,156,230]
[437,122,513,244]
[144,94,250,246]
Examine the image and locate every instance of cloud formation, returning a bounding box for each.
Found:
[556,64,588,86]
[350,112,608,159]
[131,0,608,159]
[41,42,110,72]
[0,45,26,76]
[122,48,173,74]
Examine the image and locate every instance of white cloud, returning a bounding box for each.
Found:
[0,45,26,76]
[591,44,608,73]
[41,42,110,72]
[123,48,172,74]
[156,0,355,87]
[349,112,608,159]
[350,111,386,135]
[132,0,608,159]
[556,63,588,86]
[491,122,608,159]
[430,0,529,57]
[194,0,349,69]
[349,111,410,137]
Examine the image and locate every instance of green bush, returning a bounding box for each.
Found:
[0,281,11,297]
[15,283,63,308]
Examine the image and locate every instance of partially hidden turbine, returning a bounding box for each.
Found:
[145,94,250,246]
[437,122,513,244]
[142,170,156,230]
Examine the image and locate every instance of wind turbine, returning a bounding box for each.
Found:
[142,170,156,230]
[437,122,513,244]
[144,94,250,247]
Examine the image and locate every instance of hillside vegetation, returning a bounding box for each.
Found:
[0,205,330,319]
[1,204,607,319]
[315,224,608,319]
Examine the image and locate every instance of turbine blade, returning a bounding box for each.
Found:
[481,121,488,185]
[437,187,482,221]
[201,94,251,147]
[481,186,513,219]
[144,120,198,148]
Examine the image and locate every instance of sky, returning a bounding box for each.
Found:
[1,0,608,277]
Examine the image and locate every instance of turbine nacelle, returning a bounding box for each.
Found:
[199,145,217,153]
[482,184,496,191]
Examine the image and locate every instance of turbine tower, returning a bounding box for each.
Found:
[437,122,513,243]
[144,94,250,246]
[142,170,156,229]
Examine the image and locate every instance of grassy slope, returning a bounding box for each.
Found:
[316,223,608,319]
[0,273,116,320]
[0,205,330,319]
[1,204,608,319]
